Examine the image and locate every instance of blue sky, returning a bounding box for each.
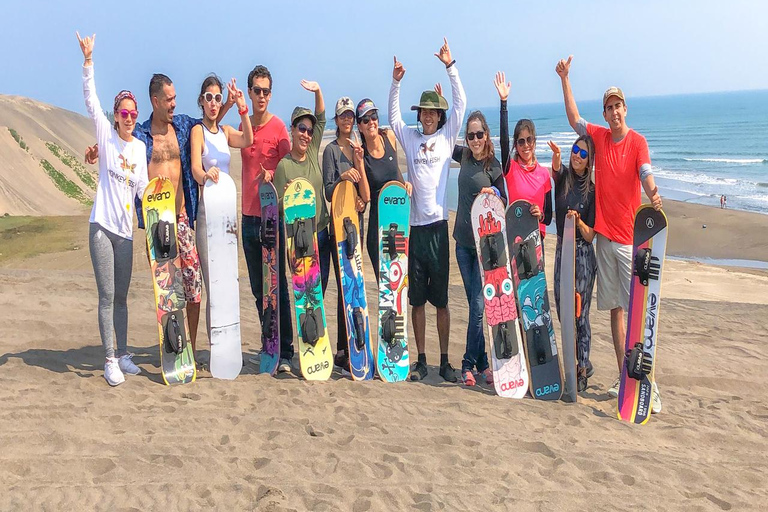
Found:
[3,0,768,125]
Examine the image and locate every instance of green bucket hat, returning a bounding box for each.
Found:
[410,90,449,111]
[290,106,317,126]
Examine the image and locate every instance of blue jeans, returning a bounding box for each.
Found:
[242,214,294,360]
[456,244,489,373]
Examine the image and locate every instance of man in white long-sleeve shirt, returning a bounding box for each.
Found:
[388,38,467,382]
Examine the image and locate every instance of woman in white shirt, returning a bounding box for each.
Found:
[190,74,253,343]
[77,32,149,386]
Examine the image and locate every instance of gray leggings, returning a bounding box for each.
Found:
[89,223,133,359]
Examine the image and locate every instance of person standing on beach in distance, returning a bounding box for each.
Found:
[556,55,664,412]
[549,137,597,392]
[720,195,725,209]
[322,97,370,372]
[190,74,253,339]
[356,98,411,280]
[272,80,327,374]
[235,65,293,368]
[85,74,233,369]
[451,109,506,387]
[389,38,467,382]
[78,32,150,386]
[495,72,553,240]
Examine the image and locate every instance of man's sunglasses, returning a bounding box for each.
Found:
[359,112,379,125]
[250,87,271,97]
[467,131,485,141]
[516,136,535,147]
[572,145,588,159]
[203,92,223,104]
[118,109,138,120]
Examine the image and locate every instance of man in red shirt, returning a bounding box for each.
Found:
[232,65,293,372]
[556,56,663,412]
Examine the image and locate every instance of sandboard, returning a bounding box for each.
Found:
[331,181,374,380]
[471,192,528,398]
[376,181,411,382]
[142,177,196,385]
[506,199,562,400]
[559,214,578,402]
[618,205,668,424]
[203,173,242,380]
[259,182,281,376]
[283,178,332,380]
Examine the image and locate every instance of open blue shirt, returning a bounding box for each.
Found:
[132,113,201,229]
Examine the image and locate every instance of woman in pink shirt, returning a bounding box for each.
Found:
[495,72,552,237]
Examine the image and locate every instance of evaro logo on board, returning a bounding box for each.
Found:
[146,191,171,202]
[383,196,406,205]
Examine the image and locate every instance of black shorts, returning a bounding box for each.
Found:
[409,220,449,308]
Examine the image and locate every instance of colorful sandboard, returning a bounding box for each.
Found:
[376,181,411,382]
[283,178,333,380]
[618,205,668,424]
[471,192,528,398]
[259,182,281,376]
[142,177,196,385]
[506,199,562,400]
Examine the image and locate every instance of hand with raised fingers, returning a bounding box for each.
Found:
[434,37,453,66]
[393,56,405,81]
[494,71,510,101]
[349,132,364,163]
[76,32,95,61]
[548,140,562,173]
[300,80,320,93]
[229,78,246,111]
[434,83,443,97]
[85,144,99,164]
[556,55,573,79]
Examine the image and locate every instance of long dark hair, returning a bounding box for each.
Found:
[464,111,494,171]
[565,135,595,200]
[512,118,537,164]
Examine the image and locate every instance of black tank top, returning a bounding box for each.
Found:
[364,132,400,206]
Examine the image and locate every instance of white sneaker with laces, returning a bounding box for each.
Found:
[118,353,141,375]
[104,357,125,386]
[651,381,662,414]
[608,375,621,398]
[278,358,293,373]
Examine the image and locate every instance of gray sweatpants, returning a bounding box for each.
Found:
[89,223,133,359]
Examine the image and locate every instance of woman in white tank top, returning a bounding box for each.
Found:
[191,74,254,347]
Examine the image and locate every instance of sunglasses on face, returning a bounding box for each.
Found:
[359,112,379,125]
[572,145,588,159]
[296,124,313,136]
[516,136,534,147]
[338,111,355,121]
[467,130,485,141]
[118,109,138,120]
[203,92,223,104]
[250,87,271,97]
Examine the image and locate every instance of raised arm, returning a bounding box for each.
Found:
[556,56,584,133]
[547,140,562,176]
[436,38,466,143]
[494,72,511,173]
[77,32,111,143]
[388,56,408,143]
[301,79,325,117]
[223,78,253,148]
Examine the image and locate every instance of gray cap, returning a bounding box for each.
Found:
[335,97,354,117]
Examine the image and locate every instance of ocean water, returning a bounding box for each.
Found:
[396,90,768,214]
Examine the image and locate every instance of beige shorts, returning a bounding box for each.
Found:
[596,233,632,311]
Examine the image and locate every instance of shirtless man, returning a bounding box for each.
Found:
[86,74,231,363]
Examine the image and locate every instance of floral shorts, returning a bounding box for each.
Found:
[177,211,202,304]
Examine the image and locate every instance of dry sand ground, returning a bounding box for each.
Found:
[1,197,767,510]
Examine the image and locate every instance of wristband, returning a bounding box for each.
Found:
[446,59,456,69]
[238,106,249,116]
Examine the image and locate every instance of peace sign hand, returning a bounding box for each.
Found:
[434,83,443,96]
[348,132,364,163]
[76,31,95,61]
[556,55,573,79]
[434,37,453,66]
[494,71,510,101]
[228,78,246,110]
[547,140,561,157]
[393,56,405,81]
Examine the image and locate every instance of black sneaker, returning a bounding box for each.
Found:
[410,361,428,381]
[334,350,349,371]
[577,369,588,392]
[586,361,594,378]
[439,362,457,383]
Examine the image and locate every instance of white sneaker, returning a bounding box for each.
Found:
[104,357,125,386]
[118,353,141,375]
[652,381,662,414]
[608,375,621,398]
[277,358,293,373]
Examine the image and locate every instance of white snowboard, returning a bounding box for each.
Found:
[203,173,242,379]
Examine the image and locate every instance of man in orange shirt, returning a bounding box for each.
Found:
[556,56,663,412]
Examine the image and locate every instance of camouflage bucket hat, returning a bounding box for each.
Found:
[290,106,317,126]
[410,90,449,111]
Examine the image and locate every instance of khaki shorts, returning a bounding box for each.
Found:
[596,233,632,311]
